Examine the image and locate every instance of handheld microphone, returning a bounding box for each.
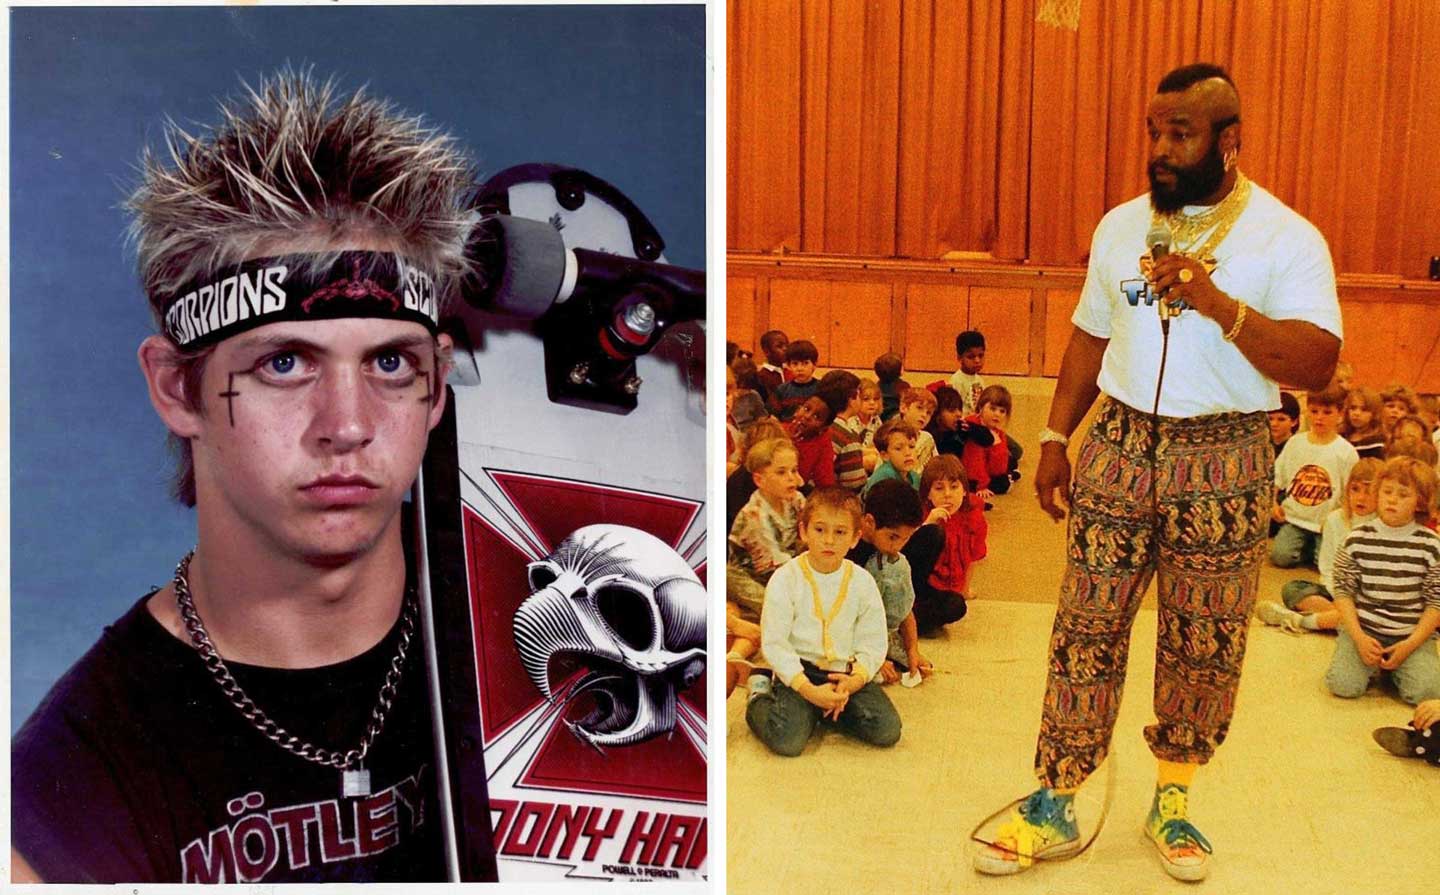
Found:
[1145,222,1175,323]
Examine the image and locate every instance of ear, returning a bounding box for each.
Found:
[137,335,204,439]
[427,332,454,431]
[1219,120,1241,155]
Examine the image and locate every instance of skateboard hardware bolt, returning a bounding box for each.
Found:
[621,302,656,337]
[569,362,591,385]
[623,376,643,395]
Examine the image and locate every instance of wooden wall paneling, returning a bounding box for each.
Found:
[889,282,909,368]
[1336,293,1402,387]
[829,281,894,371]
[755,274,773,352]
[1338,292,1440,390]
[1411,319,1440,395]
[726,276,758,352]
[1028,287,1049,376]
[965,287,1031,375]
[1042,288,1082,377]
[904,282,968,373]
[768,278,831,361]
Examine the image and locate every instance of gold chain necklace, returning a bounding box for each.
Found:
[1152,171,1252,262]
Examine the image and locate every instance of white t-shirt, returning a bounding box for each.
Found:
[1274,434,1359,533]
[1073,183,1342,418]
[947,369,985,416]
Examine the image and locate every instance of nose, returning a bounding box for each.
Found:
[308,366,376,453]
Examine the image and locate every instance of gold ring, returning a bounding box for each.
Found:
[1178,268,1194,283]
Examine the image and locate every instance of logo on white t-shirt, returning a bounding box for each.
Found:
[1287,465,1334,506]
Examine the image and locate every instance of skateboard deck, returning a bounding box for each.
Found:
[416,166,707,882]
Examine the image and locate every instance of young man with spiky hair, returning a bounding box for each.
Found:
[11,72,480,883]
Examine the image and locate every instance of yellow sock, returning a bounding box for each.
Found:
[1157,760,1198,790]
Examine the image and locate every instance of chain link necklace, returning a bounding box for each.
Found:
[1151,170,1253,263]
[173,550,416,798]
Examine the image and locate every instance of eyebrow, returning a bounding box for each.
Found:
[228,332,434,356]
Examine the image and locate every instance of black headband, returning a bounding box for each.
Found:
[159,251,440,350]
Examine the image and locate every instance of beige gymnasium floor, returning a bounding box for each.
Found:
[726,376,1440,894]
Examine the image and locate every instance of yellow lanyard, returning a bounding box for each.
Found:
[799,554,852,664]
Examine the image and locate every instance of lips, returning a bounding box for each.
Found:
[300,474,381,505]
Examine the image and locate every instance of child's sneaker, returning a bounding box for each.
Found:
[1143,783,1213,881]
[972,788,1080,875]
[1254,600,1304,634]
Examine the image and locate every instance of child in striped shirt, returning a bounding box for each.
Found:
[1327,456,1440,705]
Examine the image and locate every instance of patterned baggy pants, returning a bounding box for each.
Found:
[1034,397,1272,790]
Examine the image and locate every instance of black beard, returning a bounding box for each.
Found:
[1148,140,1226,213]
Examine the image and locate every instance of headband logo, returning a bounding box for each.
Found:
[402,265,437,321]
[160,253,439,350]
[301,259,401,313]
[163,265,290,347]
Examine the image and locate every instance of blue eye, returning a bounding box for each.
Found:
[267,353,296,375]
[376,352,408,374]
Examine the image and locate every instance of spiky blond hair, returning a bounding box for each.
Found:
[126,68,478,322]
[126,69,477,506]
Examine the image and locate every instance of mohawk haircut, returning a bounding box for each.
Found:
[126,69,479,323]
[126,69,478,506]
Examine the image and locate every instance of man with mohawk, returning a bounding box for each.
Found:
[12,72,483,882]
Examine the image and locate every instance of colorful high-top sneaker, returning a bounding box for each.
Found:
[1144,783,1213,881]
[973,788,1080,875]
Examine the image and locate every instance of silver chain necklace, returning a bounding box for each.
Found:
[173,550,416,798]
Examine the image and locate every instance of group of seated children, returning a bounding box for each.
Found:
[1256,372,1440,764]
[725,328,1018,755]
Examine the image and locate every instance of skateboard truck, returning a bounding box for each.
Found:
[461,164,705,413]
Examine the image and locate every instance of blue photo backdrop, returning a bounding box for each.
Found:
[10,4,705,730]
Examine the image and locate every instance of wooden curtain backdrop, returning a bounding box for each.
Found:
[727,0,1440,280]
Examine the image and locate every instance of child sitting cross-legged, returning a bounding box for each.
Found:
[899,455,973,633]
[1271,382,1358,568]
[819,370,869,490]
[1326,456,1440,706]
[930,385,996,475]
[726,437,805,619]
[850,479,933,684]
[863,418,921,497]
[963,384,1023,500]
[786,396,836,492]
[746,487,902,756]
[900,386,938,470]
[1256,458,1381,633]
